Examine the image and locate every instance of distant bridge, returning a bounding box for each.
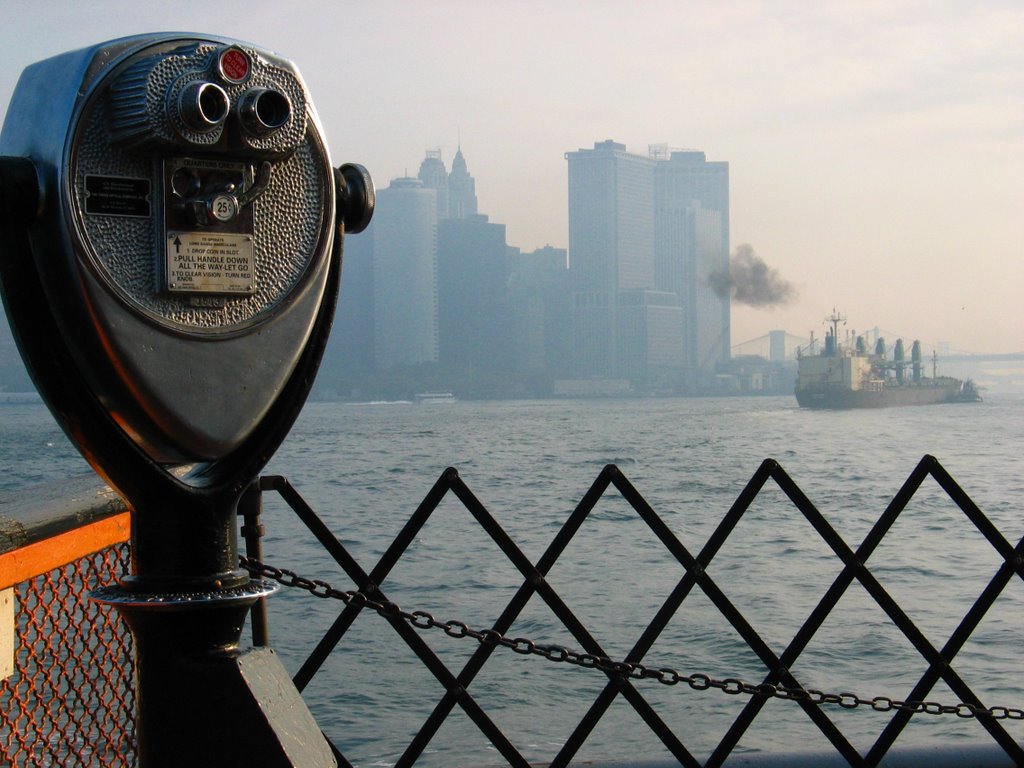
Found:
[730,332,812,360]
[731,333,1023,362]
[941,353,1024,363]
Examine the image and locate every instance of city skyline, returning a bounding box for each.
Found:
[0,2,1020,354]
[321,141,781,398]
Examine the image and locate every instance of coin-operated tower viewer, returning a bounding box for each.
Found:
[0,33,374,767]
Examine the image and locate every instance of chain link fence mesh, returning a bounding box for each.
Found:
[0,543,135,768]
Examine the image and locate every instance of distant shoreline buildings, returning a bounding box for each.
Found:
[320,139,746,400]
[0,141,1009,398]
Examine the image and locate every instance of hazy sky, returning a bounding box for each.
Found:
[1,1,1020,353]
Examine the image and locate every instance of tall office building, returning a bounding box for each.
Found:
[437,213,511,373]
[372,177,438,368]
[654,150,730,379]
[417,146,478,222]
[327,226,375,382]
[616,289,685,386]
[417,146,512,381]
[508,245,572,384]
[565,140,657,377]
[447,147,478,220]
[417,150,450,221]
[567,141,730,389]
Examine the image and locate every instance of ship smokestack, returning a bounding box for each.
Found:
[825,328,837,356]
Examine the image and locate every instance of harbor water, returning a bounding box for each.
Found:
[3,393,1024,765]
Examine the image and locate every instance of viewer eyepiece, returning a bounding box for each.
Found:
[177,81,230,132]
[237,87,292,136]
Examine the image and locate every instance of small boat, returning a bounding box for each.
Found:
[414,392,457,404]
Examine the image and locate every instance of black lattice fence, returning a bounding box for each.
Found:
[242,454,1024,768]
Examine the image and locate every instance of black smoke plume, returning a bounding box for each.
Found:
[708,244,797,308]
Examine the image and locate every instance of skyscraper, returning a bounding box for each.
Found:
[437,214,511,374]
[417,150,449,220]
[417,146,478,222]
[447,147,478,220]
[372,177,438,368]
[508,245,572,384]
[565,140,656,377]
[328,225,374,377]
[566,141,730,389]
[416,146,511,380]
[654,150,730,379]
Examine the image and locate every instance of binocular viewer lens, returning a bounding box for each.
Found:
[237,87,292,137]
[177,83,293,139]
[178,81,230,133]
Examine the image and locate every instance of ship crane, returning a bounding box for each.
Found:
[825,309,846,339]
[822,309,847,356]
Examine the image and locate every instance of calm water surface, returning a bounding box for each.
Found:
[3,395,1023,765]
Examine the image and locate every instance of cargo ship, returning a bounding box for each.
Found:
[795,311,981,409]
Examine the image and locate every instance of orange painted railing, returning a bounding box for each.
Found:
[0,477,135,767]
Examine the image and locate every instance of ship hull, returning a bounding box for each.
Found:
[795,380,964,409]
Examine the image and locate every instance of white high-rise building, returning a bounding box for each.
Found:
[417,146,478,222]
[447,147,478,220]
[372,177,438,368]
[565,140,656,377]
[416,149,449,221]
[654,150,730,379]
[566,141,730,389]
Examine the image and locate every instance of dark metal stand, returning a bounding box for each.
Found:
[92,584,337,766]
[0,156,361,767]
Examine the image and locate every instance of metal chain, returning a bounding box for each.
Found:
[241,556,1024,721]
